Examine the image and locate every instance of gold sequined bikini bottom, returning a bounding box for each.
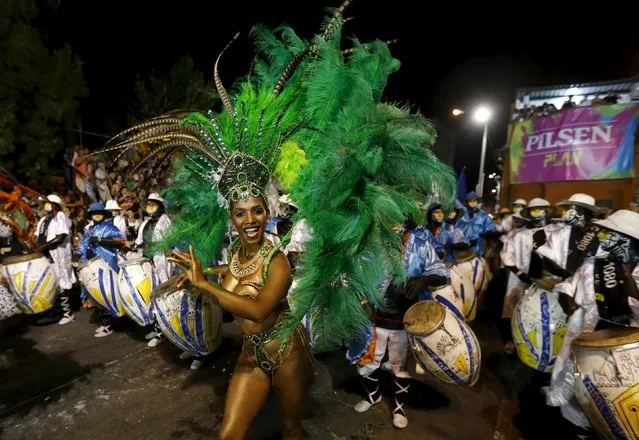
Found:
[242,325,314,376]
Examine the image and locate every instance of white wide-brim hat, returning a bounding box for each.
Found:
[556,193,600,213]
[527,198,550,209]
[147,193,165,204]
[46,194,64,207]
[594,210,639,241]
[105,200,122,210]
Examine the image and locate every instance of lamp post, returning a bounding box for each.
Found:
[473,106,491,198]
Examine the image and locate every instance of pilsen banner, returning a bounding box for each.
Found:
[509,103,639,184]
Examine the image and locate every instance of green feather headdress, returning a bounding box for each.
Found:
[97,1,457,351]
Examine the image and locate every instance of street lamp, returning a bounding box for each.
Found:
[473,106,491,198]
[452,108,465,116]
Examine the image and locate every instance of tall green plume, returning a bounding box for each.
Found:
[273,30,456,349]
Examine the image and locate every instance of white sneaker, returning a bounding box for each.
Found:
[179,351,194,360]
[190,359,204,370]
[95,326,113,338]
[94,325,107,334]
[59,314,75,325]
[145,331,159,340]
[147,337,163,347]
[354,395,381,413]
[393,412,408,429]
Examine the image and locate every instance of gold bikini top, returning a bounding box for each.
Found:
[230,240,276,299]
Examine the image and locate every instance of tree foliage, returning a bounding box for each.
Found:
[0,0,87,186]
[127,56,218,125]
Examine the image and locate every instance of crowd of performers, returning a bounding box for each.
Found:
[2,3,639,440]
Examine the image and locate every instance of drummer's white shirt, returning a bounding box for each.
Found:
[135,214,172,283]
[546,258,639,427]
[112,215,128,238]
[35,212,76,291]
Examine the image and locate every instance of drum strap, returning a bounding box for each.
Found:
[594,258,632,327]
[566,226,600,274]
[37,216,53,247]
[141,218,159,244]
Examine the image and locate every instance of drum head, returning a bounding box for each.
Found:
[2,252,43,265]
[575,328,639,349]
[456,249,477,263]
[403,300,445,336]
[121,257,149,267]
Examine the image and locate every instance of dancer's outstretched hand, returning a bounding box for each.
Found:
[169,245,207,290]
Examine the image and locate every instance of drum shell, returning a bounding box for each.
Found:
[573,332,639,440]
[431,284,464,322]
[511,286,567,372]
[449,255,488,321]
[151,280,223,356]
[79,257,125,317]
[117,258,159,326]
[405,300,481,386]
[1,253,58,314]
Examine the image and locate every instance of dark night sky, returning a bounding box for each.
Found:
[40,0,639,191]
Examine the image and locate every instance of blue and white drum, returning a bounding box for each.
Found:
[511,285,567,372]
[430,284,464,322]
[572,328,639,440]
[78,257,125,317]
[151,276,223,356]
[449,251,488,321]
[2,253,58,314]
[404,300,481,386]
[118,257,159,326]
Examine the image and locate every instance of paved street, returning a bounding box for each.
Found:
[0,307,573,440]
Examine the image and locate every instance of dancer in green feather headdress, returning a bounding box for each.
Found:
[99,1,456,437]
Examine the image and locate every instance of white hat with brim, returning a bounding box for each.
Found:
[147,193,165,204]
[513,199,527,206]
[556,193,600,213]
[46,194,64,207]
[593,210,639,241]
[105,200,122,211]
[527,198,550,208]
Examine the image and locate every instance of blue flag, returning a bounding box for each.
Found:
[457,167,467,201]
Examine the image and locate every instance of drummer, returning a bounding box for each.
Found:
[546,210,639,428]
[444,200,479,251]
[500,198,552,353]
[34,195,76,326]
[105,200,128,240]
[80,202,127,337]
[497,199,527,234]
[135,193,173,347]
[460,192,497,257]
[426,201,471,264]
[535,193,602,279]
[135,193,172,282]
[352,217,449,429]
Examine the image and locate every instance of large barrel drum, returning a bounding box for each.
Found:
[118,257,159,326]
[151,276,223,356]
[511,285,567,372]
[572,328,639,440]
[404,300,481,386]
[78,257,125,317]
[2,253,58,313]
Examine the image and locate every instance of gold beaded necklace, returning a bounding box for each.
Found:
[230,241,272,279]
